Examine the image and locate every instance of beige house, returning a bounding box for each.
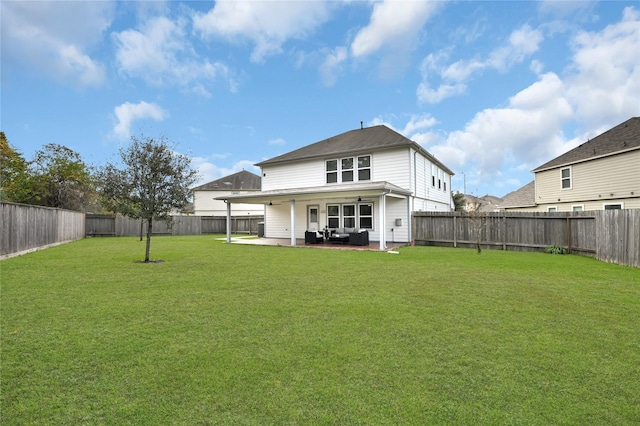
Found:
[192,170,263,216]
[501,117,640,212]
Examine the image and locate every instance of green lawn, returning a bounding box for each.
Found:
[2,236,639,425]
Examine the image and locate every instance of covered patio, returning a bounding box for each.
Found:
[217,181,412,251]
[218,235,406,252]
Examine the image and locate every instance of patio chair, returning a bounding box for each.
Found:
[305,230,324,244]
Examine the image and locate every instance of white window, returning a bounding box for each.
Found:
[357,156,371,181]
[572,205,584,212]
[327,204,340,228]
[561,167,571,189]
[326,203,373,230]
[548,206,557,212]
[326,160,338,184]
[341,158,354,182]
[342,204,356,228]
[359,204,373,229]
[431,164,436,187]
[326,155,371,184]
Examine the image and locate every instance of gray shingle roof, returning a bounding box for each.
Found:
[193,170,261,191]
[499,181,536,208]
[533,117,640,172]
[256,125,454,175]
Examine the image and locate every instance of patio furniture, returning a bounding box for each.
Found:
[305,230,324,244]
[328,233,350,244]
[348,229,369,246]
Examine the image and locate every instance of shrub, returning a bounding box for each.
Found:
[544,245,568,255]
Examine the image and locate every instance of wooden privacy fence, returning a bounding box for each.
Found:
[412,210,639,268]
[85,214,264,237]
[1,202,85,258]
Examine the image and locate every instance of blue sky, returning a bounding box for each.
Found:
[2,1,639,198]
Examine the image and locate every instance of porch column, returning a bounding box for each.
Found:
[379,194,386,250]
[290,199,296,246]
[225,201,232,243]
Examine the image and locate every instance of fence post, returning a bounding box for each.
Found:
[502,211,507,251]
[453,215,457,248]
[567,216,572,254]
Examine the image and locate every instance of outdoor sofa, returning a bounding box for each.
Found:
[328,228,369,246]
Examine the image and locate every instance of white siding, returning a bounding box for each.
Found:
[262,159,325,191]
[386,197,410,242]
[372,149,410,187]
[411,148,452,210]
[194,190,264,216]
[264,203,292,238]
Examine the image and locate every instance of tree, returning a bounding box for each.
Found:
[30,143,94,211]
[97,135,199,262]
[452,191,466,212]
[0,132,31,203]
[466,198,486,254]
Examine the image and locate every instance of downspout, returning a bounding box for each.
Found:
[290,199,296,246]
[225,200,231,243]
[379,193,386,251]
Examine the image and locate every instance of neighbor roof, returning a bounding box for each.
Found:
[256,125,454,175]
[193,170,261,191]
[499,181,536,209]
[533,117,640,172]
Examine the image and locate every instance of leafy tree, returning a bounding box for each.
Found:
[0,132,32,203]
[30,143,94,211]
[452,191,466,212]
[97,135,199,262]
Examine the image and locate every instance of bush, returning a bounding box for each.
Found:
[544,245,568,255]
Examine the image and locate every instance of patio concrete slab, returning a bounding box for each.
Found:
[216,236,406,251]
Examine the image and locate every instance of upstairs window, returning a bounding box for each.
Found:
[326,155,371,184]
[561,167,571,189]
[326,160,338,184]
[358,156,371,181]
[342,158,354,182]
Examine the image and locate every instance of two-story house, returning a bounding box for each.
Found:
[501,117,640,212]
[217,125,454,250]
[192,170,263,216]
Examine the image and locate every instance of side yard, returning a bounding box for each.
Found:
[2,236,639,424]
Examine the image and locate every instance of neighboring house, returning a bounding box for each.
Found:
[192,170,263,216]
[462,194,503,213]
[217,125,454,250]
[501,117,640,212]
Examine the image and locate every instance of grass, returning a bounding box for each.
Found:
[2,236,639,425]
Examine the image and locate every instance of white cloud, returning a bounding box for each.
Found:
[113,15,235,95]
[319,46,348,87]
[401,114,438,135]
[113,101,169,139]
[422,6,639,195]
[418,24,544,104]
[417,82,467,104]
[191,157,260,187]
[350,1,440,58]
[268,138,287,146]
[2,1,113,87]
[564,6,640,129]
[193,1,332,63]
[487,25,544,71]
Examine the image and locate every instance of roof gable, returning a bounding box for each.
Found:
[256,125,454,175]
[499,181,536,208]
[533,117,640,172]
[193,170,261,191]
